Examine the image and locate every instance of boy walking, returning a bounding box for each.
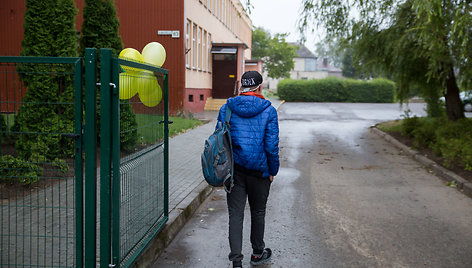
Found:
[216,71,280,267]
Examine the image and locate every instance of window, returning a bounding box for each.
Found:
[198,27,202,70]
[186,20,191,68]
[208,33,212,72]
[305,58,317,71]
[203,30,207,71]
[200,94,204,101]
[222,0,226,24]
[189,94,194,102]
[229,3,233,30]
[224,0,227,25]
[220,0,223,20]
[192,23,197,69]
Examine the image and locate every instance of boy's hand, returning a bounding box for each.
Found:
[269,175,274,182]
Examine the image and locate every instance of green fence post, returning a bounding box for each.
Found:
[164,73,169,217]
[111,57,121,267]
[84,48,97,268]
[100,48,112,268]
[74,57,84,268]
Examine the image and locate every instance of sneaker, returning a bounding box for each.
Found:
[250,248,272,266]
[233,260,242,267]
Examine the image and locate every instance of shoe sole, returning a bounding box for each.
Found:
[250,256,271,266]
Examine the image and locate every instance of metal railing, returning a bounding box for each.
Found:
[0,49,169,268]
[0,56,83,267]
[99,49,169,268]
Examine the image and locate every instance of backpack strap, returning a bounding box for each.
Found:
[224,105,232,124]
[223,104,234,193]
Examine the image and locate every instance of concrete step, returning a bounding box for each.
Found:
[204,98,227,111]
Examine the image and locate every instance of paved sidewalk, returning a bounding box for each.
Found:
[168,118,216,210]
[134,98,283,267]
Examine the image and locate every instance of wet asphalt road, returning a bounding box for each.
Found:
[153,103,472,268]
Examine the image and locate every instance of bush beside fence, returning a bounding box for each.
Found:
[278,77,396,103]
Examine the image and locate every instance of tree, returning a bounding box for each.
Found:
[341,47,358,78]
[252,27,297,79]
[80,0,123,56]
[80,0,138,152]
[15,0,78,162]
[299,0,469,121]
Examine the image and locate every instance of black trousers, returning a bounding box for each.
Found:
[227,165,272,262]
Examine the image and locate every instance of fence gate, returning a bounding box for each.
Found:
[96,49,169,268]
[0,48,169,268]
[0,56,84,267]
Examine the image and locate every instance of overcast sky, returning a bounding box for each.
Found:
[248,0,320,52]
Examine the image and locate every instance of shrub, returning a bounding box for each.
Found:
[401,116,421,137]
[0,114,6,141]
[278,77,395,103]
[0,155,42,185]
[120,102,138,152]
[368,78,396,103]
[16,0,78,163]
[432,118,472,170]
[80,0,138,152]
[399,116,472,171]
[411,118,437,148]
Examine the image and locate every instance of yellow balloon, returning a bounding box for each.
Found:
[139,87,162,107]
[119,48,144,73]
[137,73,162,107]
[119,72,138,100]
[142,42,166,67]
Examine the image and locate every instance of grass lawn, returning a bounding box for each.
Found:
[376,119,403,132]
[135,114,203,144]
[2,113,203,145]
[1,113,15,130]
[168,115,203,136]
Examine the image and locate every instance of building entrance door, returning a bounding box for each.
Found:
[212,53,237,99]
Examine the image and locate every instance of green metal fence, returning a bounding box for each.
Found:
[0,49,169,268]
[99,49,169,268]
[0,56,83,267]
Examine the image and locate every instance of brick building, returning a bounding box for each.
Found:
[0,0,258,114]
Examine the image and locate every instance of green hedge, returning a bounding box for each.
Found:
[278,77,396,103]
[0,155,41,185]
[401,116,472,171]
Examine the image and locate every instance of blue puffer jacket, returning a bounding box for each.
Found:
[217,95,279,178]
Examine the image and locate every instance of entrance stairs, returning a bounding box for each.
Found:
[204,97,227,111]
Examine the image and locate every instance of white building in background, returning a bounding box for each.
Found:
[263,43,343,91]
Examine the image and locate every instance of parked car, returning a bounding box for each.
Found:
[439,91,472,112]
[464,98,472,112]
[461,91,472,112]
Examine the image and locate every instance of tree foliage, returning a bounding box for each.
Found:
[15,0,78,163]
[252,27,297,79]
[341,48,358,78]
[299,0,469,121]
[80,0,123,56]
[80,0,138,151]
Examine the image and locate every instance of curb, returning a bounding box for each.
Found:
[276,100,285,111]
[132,181,214,268]
[370,127,472,198]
